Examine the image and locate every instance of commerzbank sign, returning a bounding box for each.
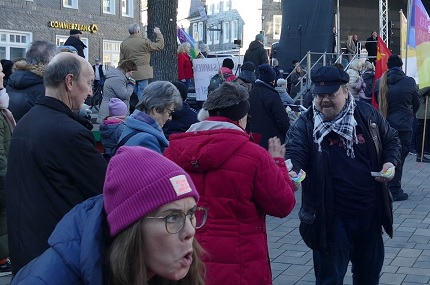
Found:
[48,21,98,34]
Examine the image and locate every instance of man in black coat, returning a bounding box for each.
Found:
[6,41,57,122]
[64,29,87,58]
[248,63,290,149]
[286,66,400,285]
[365,31,378,64]
[5,52,107,274]
[244,34,269,77]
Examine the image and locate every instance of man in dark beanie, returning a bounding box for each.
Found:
[244,33,269,77]
[64,29,87,58]
[165,82,297,285]
[235,61,256,92]
[248,63,290,149]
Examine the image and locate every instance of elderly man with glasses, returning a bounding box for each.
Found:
[286,65,401,285]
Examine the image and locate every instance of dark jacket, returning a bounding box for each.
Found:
[163,102,198,140]
[64,36,86,58]
[244,40,268,76]
[362,69,375,99]
[375,68,420,131]
[365,36,377,57]
[5,96,107,274]
[99,117,125,157]
[11,195,107,285]
[248,80,290,149]
[286,101,401,252]
[6,68,45,122]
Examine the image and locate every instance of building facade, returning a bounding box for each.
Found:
[0,0,140,67]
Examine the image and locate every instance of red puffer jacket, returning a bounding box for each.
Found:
[164,118,296,285]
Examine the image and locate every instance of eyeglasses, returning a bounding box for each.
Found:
[165,107,174,116]
[145,206,208,234]
[314,87,344,100]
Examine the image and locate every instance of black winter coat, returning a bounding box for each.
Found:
[375,68,419,131]
[162,102,198,140]
[6,69,44,122]
[64,36,87,58]
[286,101,401,252]
[248,80,290,149]
[5,96,107,274]
[244,40,268,76]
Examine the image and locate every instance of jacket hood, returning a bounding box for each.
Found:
[7,65,44,90]
[248,40,264,51]
[105,67,126,80]
[167,120,250,172]
[361,70,374,80]
[387,68,406,85]
[48,195,105,284]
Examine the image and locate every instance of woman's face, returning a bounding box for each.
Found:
[149,103,174,127]
[143,197,197,281]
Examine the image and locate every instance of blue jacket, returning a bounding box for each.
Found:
[162,102,198,140]
[11,195,107,285]
[99,118,125,157]
[120,110,169,153]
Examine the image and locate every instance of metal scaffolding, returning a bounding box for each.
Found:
[379,0,389,46]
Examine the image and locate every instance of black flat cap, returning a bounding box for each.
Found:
[70,29,82,35]
[311,66,349,94]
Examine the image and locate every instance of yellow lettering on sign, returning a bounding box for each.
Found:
[48,21,98,34]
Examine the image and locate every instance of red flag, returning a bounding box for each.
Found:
[372,37,392,108]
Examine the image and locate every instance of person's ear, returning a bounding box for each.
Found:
[64,74,74,92]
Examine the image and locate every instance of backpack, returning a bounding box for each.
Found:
[208,72,234,92]
[102,130,139,162]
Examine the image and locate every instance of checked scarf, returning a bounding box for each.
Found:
[312,93,358,158]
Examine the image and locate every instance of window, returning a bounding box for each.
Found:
[273,15,282,40]
[63,0,78,9]
[214,25,220,44]
[207,30,212,45]
[223,22,230,43]
[0,30,32,60]
[273,0,281,2]
[103,0,115,14]
[198,22,204,42]
[56,35,89,59]
[103,40,121,68]
[219,1,224,12]
[225,0,231,10]
[231,20,238,42]
[193,23,198,42]
[122,0,133,17]
[215,2,219,13]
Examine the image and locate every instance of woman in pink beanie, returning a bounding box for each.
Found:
[10,146,208,285]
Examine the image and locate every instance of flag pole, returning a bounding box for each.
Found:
[405,0,412,74]
[420,95,429,162]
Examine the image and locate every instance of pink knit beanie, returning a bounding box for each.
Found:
[108,98,127,117]
[103,146,200,237]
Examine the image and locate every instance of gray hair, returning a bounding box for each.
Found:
[277,78,287,87]
[44,55,81,88]
[26,41,57,65]
[128,23,141,35]
[135,81,183,113]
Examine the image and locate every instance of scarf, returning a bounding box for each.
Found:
[0,88,16,133]
[312,93,358,158]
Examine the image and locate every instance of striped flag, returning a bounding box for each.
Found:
[176,27,203,59]
[413,0,430,88]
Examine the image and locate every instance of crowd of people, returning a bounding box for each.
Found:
[0,23,427,285]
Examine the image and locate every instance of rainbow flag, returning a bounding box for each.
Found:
[400,9,418,80]
[413,0,430,88]
[177,27,202,59]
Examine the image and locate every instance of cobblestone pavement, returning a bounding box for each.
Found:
[1,155,428,285]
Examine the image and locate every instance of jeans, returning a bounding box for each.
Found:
[134,79,149,101]
[313,212,384,285]
[387,130,412,195]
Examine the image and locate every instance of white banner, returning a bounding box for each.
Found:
[193,57,240,101]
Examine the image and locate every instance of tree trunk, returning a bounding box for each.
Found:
[147,0,178,82]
